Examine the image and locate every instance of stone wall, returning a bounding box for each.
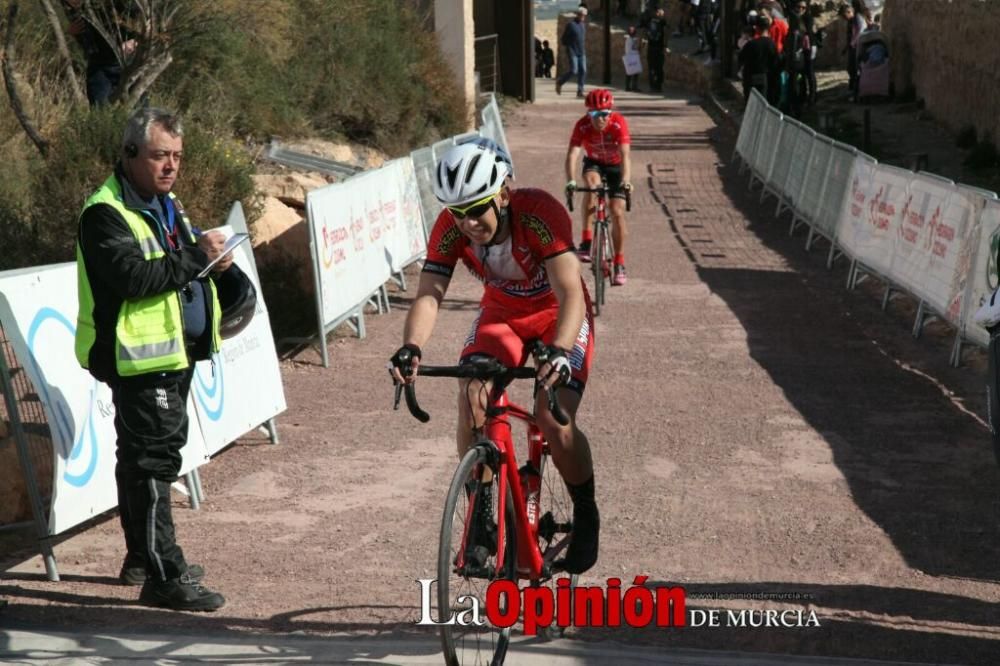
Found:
[883,0,1000,142]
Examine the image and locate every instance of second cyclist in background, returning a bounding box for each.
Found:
[564,88,632,286]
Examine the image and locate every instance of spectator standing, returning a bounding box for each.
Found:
[61,0,138,106]
[784,10,811,116]
[645,7,667,92]
[694,0,719,61]
[738,15,779,103]
[792,1,817,106]
[535,37,545,78]
[624,26,643,91]
[840,2,868,101]
[674,0,693,37]
[556,7,589,98]
[542,40,556,78]
[763,6,788,56]
[75,107,238,611]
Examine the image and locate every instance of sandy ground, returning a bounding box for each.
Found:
[1,83,998,665]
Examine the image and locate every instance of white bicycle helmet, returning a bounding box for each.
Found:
[456,136,515,179]
[433,139,512,207]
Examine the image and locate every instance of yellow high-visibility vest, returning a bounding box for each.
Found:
[75,174,221,376]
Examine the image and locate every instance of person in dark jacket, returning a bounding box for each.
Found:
[542,40,556,78]
[75,107,234,612]
[738,16,779,103]
[645,7,668,92]
[556,7,589,97]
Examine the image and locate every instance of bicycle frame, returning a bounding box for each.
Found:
[395,351,572,584]
[474,392,560,581]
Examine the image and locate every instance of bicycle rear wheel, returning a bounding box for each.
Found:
[439,445,517,666]
[533,450,579,638]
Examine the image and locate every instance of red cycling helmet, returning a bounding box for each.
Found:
[585,88,614,111]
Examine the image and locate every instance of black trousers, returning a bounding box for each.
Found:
[648,45,664,91]
[111,367,195,582]
[847,49,859,97]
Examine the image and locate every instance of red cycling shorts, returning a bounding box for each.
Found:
[460,305,594,394]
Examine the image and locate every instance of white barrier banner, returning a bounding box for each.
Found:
[769,118,800,199]
[753,107,783,180]
[192,229,287,457]
[922,184,979,325]
[736,90,765,162]
[783,124,815,215]
[480,94,511,164]
[889,174,966,318]
[964,200,1000,347]
[409,146,440,240]
[307,167,394,326]
[814,142,856,239]
[836,155,889,274]
[797,137,833,225]
[381,158,427,273]
[0,264,210,534]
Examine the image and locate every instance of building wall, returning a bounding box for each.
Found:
[435,0,476,129]
[883,0,1000,142]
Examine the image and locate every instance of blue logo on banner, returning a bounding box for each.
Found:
[26,307,99,488]
[193,357,225,421]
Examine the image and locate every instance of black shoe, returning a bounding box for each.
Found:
[120,555,205,586]
[461,482,497,571]
[560,501,600,574]
[139,573,225,612]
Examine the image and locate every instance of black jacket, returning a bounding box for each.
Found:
[77,167,213,384]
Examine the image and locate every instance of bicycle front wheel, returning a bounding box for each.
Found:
[592,224,606,315]
[439,445,517,666]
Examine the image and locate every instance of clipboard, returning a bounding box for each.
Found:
[197,233,250,278]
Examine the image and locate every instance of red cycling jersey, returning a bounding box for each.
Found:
[569,112,631,166]
[424,188,583,311]
[424,187,595,391]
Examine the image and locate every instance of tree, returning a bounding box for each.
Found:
[2,0,223,156]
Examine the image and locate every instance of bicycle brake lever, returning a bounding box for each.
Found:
[393,383,403,410]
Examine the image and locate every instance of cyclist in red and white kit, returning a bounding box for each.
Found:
[564,88,632,286]
[389,138,599,574]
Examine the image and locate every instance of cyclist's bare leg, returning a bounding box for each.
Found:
[581,170,602,240]
[456,377,494,459]
[609,197,627,259]
[533,388,592,484]
[534,387,599,573]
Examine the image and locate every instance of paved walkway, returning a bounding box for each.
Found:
[1,627,946,665]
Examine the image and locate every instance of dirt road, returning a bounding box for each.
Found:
[1,85,997,665]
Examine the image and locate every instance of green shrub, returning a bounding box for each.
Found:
[170,123,260,230]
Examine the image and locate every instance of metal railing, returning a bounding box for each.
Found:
[474,34,501,94]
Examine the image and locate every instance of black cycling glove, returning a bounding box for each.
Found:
[539,344,572,387]
[390,343,422,379]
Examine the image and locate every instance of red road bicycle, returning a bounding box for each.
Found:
[566,182,631,317]
[394,342,578,666]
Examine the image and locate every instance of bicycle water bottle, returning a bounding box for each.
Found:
[519,462,541,531]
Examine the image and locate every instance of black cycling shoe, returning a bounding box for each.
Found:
[139,572,225,612]
[560,501,600,574]
[120,555,205,586]
[460,482,497,572]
